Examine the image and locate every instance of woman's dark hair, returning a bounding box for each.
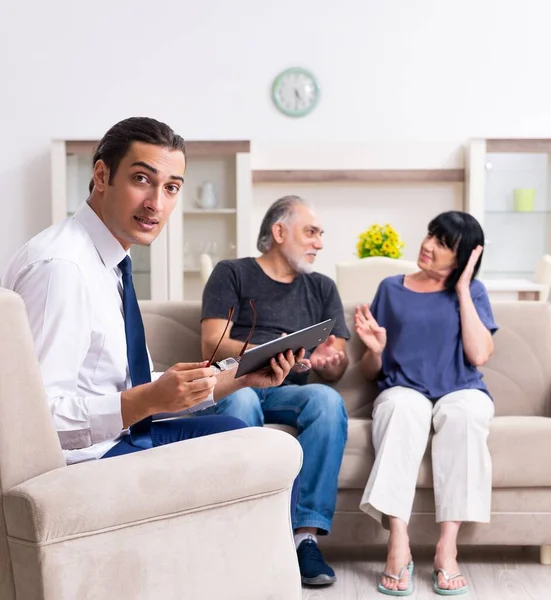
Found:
[427,211,485,291]
[88,117,186,193]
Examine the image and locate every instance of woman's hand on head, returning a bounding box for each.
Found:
[456,245,483,295]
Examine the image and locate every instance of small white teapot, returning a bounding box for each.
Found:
[195,181,217,209]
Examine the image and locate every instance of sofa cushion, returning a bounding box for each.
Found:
[142,302,203,371]
[478,302,551,417]
[268,415,551,489]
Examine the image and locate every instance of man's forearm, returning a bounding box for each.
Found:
[202,338,257,362]
[212,368,247,402]
[121,383,156,428]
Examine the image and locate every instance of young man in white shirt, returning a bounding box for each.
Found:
[1,117,299,464]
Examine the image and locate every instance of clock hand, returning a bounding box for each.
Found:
[294,88,301,110]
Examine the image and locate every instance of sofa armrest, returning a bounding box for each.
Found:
[4,427,302,543]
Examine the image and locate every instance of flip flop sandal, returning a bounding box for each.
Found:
[378,561,414,596]
[432,568,468,595]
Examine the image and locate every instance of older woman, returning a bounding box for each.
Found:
[355,211,497,596]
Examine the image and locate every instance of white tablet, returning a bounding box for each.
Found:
[235,318,336,378]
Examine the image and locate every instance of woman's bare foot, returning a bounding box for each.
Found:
[434,540,467,591]
[381,518,412,592]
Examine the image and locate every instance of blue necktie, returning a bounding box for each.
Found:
[118,256,153,447]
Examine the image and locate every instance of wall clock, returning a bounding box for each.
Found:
[271,67,320,118]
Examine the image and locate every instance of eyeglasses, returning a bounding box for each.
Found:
[206,299,257,367]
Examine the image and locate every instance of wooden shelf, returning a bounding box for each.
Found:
[252,169,465,184]
[64,141,97,155]
[486,139,551,153]
[184,141,249,157]
[64,140,250,157]
[486,210,551,215]
[183,209,236,215]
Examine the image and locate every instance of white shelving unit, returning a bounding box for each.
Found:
[167,142,252,301]
[50,140,252,301]
[183,209,237,215]
[466,139,551,279]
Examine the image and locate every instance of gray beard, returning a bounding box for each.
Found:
[282,249,315,275]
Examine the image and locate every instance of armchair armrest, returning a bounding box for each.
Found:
[5,427,302,544]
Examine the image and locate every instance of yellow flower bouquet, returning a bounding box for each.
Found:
[356,223,405,259]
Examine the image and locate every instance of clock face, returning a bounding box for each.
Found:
[271,67,320,117]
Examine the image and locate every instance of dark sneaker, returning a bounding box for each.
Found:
[296,536,337,585]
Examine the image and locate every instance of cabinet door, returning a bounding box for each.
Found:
[466,140,551,279]
[51,141,169,300]
[236,152,252,259]
[483,151,549,279]
[465,139,487,227]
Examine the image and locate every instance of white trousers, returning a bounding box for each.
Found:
[360,386,494,525]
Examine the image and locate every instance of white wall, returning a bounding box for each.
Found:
[2,0,551,268]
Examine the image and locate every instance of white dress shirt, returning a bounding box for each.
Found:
[1,202,160,463]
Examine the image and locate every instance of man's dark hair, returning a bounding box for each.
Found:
[427,210,485,291]
[88,117,186,193]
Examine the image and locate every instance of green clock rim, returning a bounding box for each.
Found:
[271,67,320,118]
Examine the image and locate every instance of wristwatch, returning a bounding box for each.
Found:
[211,357,240,374]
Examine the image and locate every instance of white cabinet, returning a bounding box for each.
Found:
[466,139,551,279]
[51,140,252,301]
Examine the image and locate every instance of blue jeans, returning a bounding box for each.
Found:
[101,415,299,521]
[197,384,348,534]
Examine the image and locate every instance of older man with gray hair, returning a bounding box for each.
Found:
[199,195,349,586]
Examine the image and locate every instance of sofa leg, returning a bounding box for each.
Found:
[541,545,551,565]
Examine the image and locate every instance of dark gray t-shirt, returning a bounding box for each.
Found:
[201,258,350,385]
[371,275,498,401]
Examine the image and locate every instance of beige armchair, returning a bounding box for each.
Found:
[336,256,418,303]
[0,288,302,600]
